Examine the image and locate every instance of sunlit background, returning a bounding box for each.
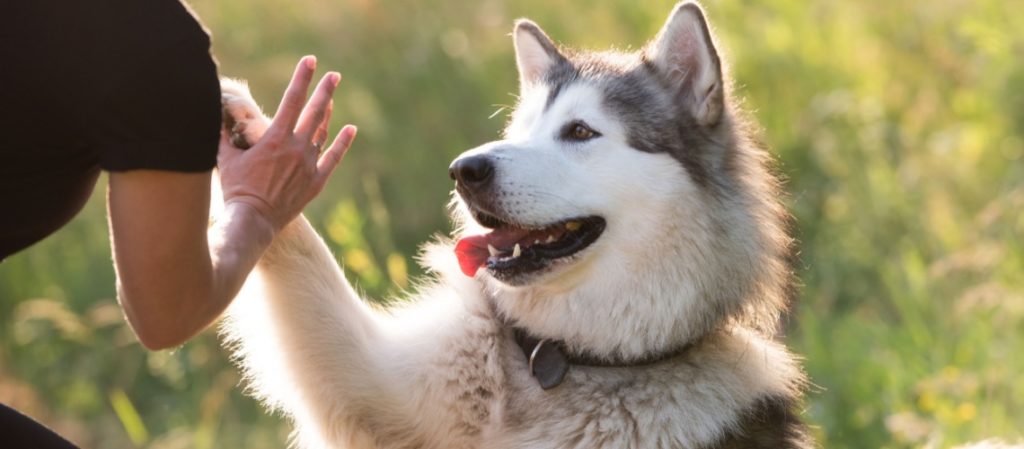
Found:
[1,0,1022,447]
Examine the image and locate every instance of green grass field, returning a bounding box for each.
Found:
[1,0,1021,447]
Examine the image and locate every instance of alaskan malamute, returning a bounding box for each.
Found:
[220,2,813,447]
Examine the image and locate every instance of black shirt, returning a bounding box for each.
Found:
[0,0,221,261]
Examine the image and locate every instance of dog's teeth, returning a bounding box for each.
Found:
[565,221,581,231]
[545,235,556,243]
[487,244,500,257]
[513,243,522,258]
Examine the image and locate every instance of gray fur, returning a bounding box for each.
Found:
[710,396,814,449]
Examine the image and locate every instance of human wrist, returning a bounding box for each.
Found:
[222,198,279,241]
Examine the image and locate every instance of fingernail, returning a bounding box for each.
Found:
[328,72,340,86]
[304,56,317,70]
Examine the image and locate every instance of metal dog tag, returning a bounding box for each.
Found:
[528,339,569,390]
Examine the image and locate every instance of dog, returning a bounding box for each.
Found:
[219,2,814,448]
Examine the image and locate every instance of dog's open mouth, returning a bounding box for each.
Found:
[455,210,606,279]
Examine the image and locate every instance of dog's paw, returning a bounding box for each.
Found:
[220,78,269,150]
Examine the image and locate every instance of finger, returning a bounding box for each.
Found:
[296,72,340,138]
[269,56,317,135]
[311,100,334,149]
[315,125,357,185]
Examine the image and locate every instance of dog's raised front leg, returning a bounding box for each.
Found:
[237,216,399,448]
[216,80,505,449]
[217,80,420,447]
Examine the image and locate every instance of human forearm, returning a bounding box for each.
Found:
[112,56,355,350]
[116,200,274,350]
[178,202,276,342]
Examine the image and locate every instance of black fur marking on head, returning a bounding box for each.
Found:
[542,57,578,112]
[532,46,733,193]
[548,54,728,191]
[603,60,719,190]
[708,396,813,449]
[524,2,737,194]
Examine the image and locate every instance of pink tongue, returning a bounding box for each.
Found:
[454,235,491,277]
[454,228,533,277]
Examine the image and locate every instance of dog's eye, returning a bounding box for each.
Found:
[571,125,594,140]
[562,121,600,142]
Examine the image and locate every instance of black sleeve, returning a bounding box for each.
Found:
[86,1,221,172]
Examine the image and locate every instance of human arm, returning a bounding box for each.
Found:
[108,56,356,350]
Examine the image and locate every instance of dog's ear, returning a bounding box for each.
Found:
[647,2,724,127]
[513,19,566,89]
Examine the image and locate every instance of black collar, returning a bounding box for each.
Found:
[512,327,693,390]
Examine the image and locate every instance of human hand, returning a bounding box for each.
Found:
[218,56,357,231]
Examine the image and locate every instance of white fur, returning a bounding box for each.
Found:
[460,83,736,360]
[223,217,802,448]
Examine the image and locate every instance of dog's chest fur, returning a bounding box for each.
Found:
[420,295,810,449]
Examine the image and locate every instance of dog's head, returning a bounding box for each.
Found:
[446,2,793,360]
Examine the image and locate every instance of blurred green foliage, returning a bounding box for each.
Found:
[2,0,1022,447]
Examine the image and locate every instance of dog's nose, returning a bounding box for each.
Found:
[449,156,495,189]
